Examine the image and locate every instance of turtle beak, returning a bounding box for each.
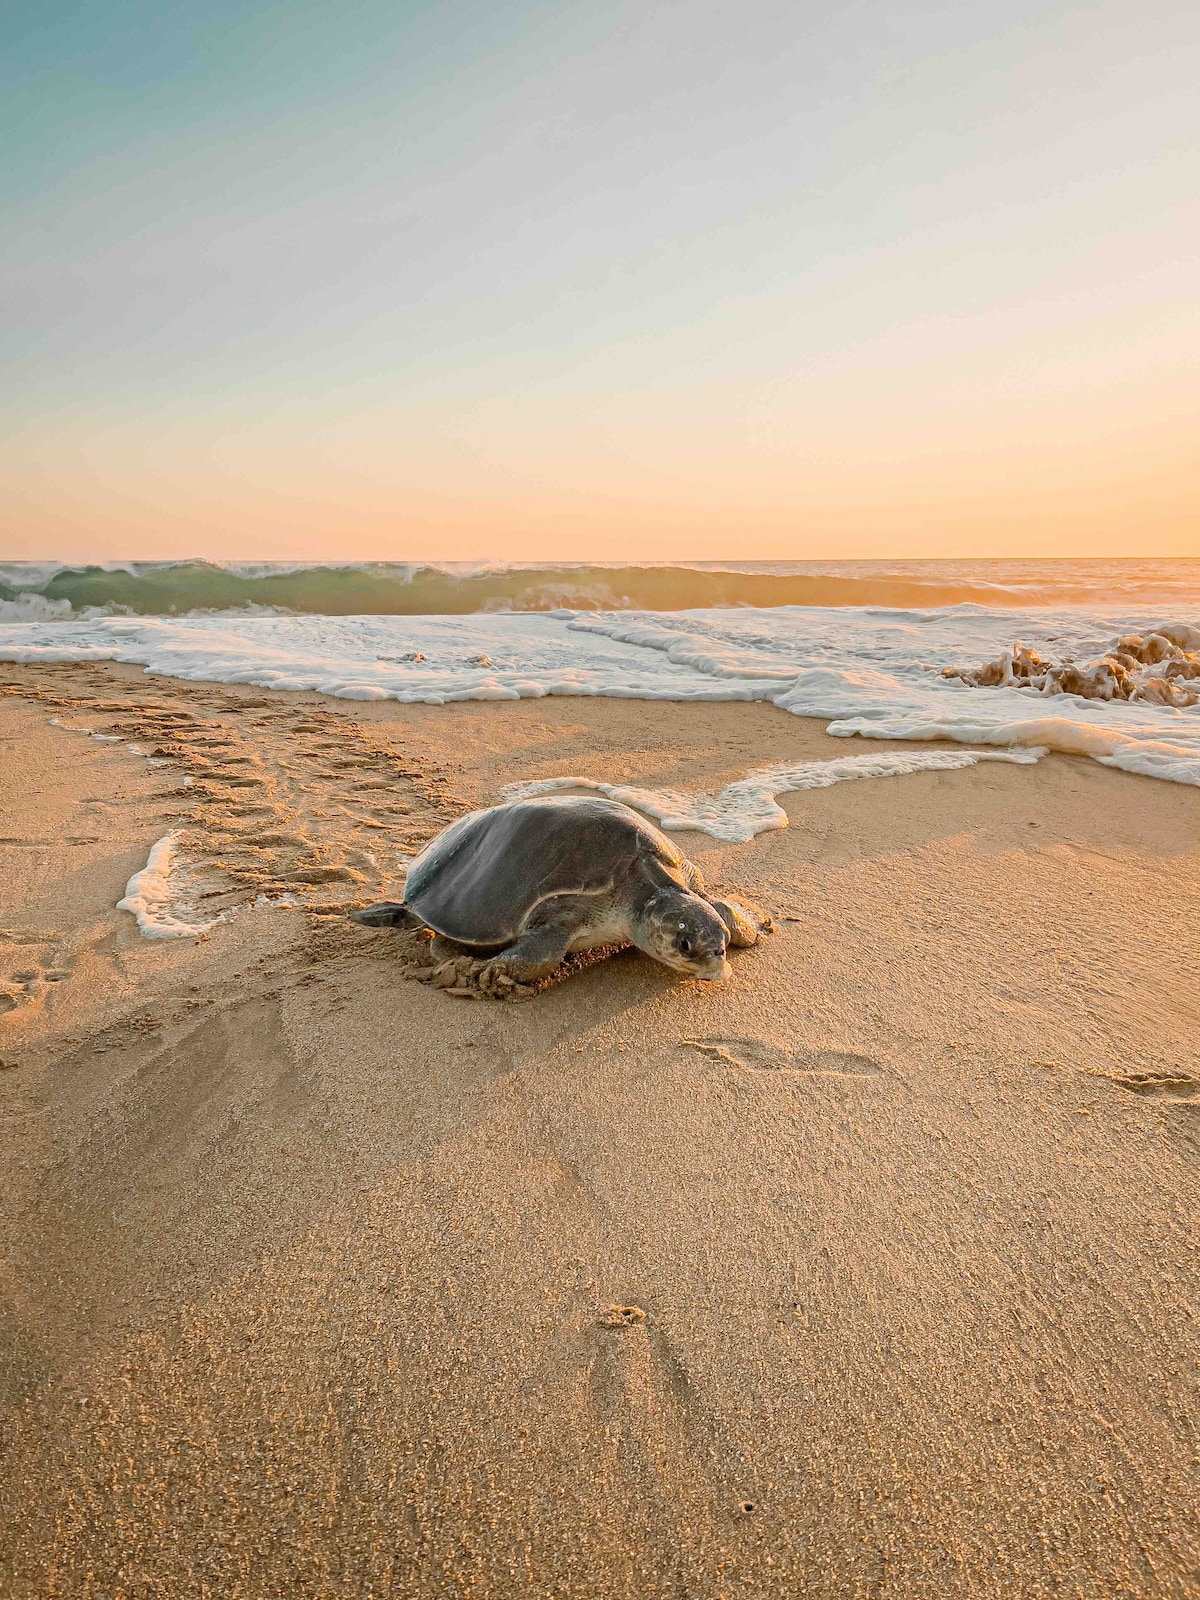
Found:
[692,952,730,982]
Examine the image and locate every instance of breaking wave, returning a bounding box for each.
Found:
[0,558,1195,618]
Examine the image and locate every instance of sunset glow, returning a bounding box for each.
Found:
[4,0,1199,561]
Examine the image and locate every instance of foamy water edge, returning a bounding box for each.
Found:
[10,601,1200,937]
[6,605,1196,787]
[503,748,1045,843]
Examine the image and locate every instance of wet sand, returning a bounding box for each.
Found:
[1,661,1198,1598]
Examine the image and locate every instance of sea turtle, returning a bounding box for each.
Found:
[350,794,772,984]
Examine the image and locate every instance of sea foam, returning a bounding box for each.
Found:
[5,602,1200,790]
[504,748,1044,842]
[116,834,218,940]
[115,833,301,939]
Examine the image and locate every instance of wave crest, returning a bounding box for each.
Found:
[1,558,1195,618]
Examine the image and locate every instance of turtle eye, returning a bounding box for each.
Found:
[678,936,691,954]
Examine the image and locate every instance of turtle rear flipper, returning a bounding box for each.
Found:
[350,901,424,929]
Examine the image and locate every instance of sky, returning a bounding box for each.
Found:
[2,0,1198,563]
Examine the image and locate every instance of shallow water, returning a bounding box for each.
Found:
[4,594,1200,794]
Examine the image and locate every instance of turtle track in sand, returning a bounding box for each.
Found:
[4,663,718,1001]
[1,663,463,923]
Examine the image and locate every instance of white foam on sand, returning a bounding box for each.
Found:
[5,602,1199,788]
[117,834,218,940]
[504,748,1044,842]
[48,718,296,940]
[116,835,303,940]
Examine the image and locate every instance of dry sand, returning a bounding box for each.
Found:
[1,661,1198,1598]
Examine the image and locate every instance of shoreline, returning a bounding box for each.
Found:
[2,661,1198,1596]
[5,603,1200,797]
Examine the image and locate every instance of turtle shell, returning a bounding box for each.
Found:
[402,795,688,946]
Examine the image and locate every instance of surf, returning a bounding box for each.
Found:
[2,557,1196,618]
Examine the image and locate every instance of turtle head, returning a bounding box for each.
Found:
[638,890,730,981]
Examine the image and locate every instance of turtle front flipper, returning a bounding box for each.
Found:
[350,901,425,929]
[708,896,773,947]
[481,922,575,984]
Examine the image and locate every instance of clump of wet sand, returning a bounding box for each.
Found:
[342,916,631,1001]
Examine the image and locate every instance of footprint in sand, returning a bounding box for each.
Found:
[683,1036,882,1077]
[598,1304,648,1330]
[1098,1069,1200,1102]
[0,932,73,1016]
[584,1295,760,1522]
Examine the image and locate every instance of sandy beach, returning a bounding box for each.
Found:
[1,660,1198,1598]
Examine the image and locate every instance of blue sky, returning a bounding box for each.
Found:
[3,0,1198,559]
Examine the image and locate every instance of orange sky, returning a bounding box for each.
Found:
[4,0,1199,562]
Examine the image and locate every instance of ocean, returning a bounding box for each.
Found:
[3,558,1199,835]
[1,556,1196,617]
